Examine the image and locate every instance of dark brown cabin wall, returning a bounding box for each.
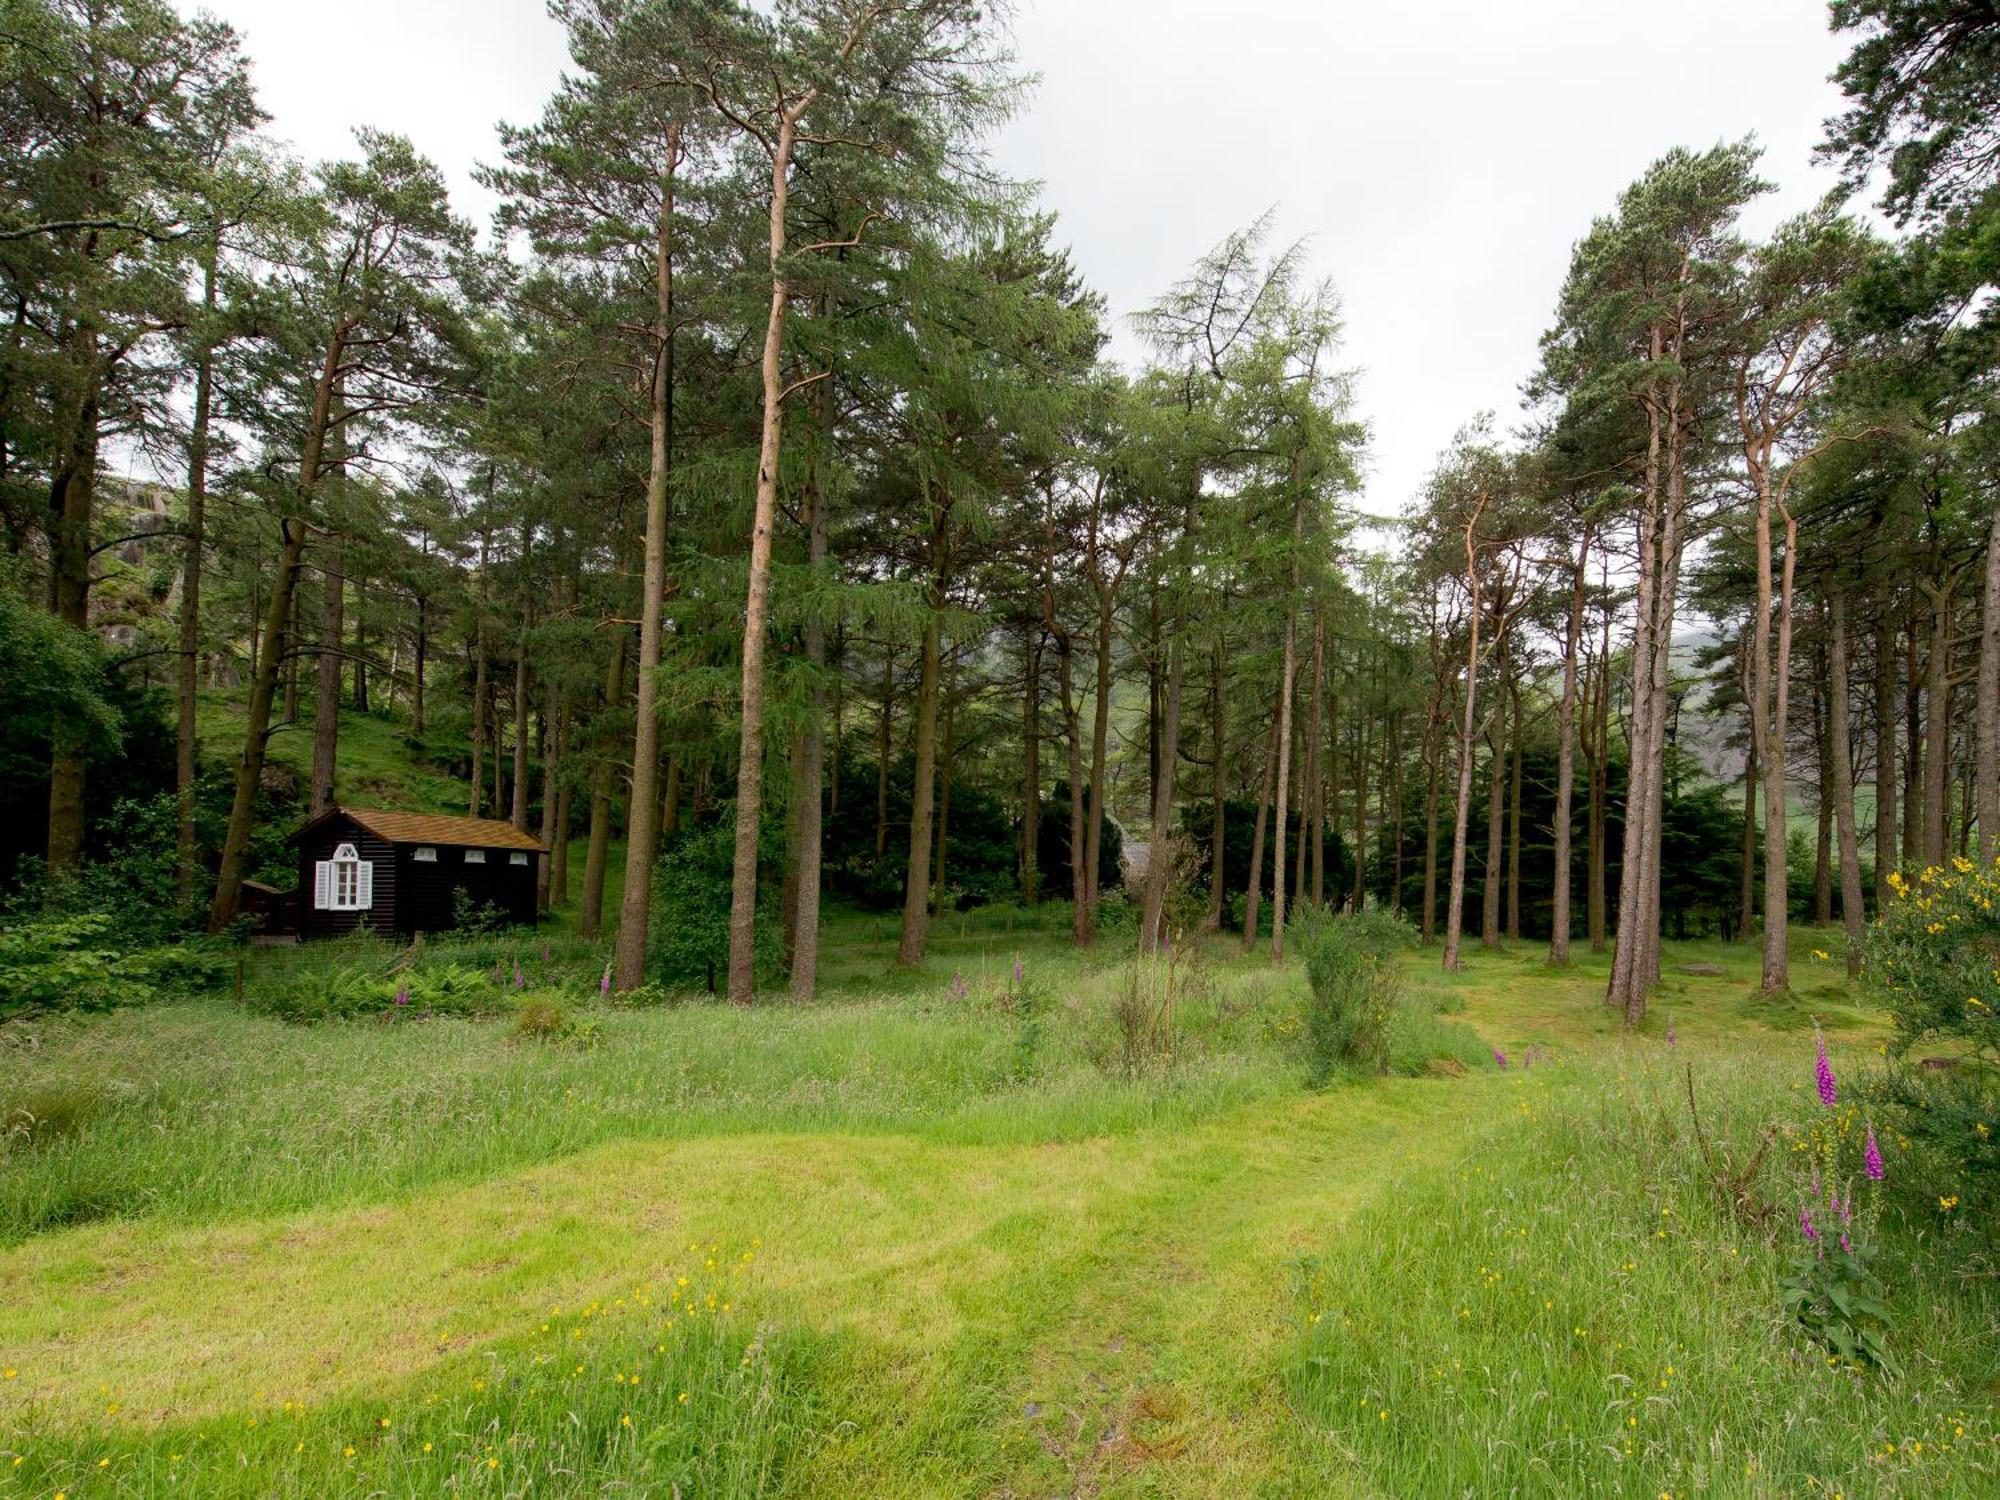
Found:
[296,818,398,939]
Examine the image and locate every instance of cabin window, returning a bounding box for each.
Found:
[509,852,529,866]
[314,842,373,911]
[463,849,486,864]
[413,846,438,863]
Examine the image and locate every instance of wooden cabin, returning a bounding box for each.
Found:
[286,807,545,939]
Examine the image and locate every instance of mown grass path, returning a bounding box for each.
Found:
[7,939,1948,1497]
[0,1075,1500,1496]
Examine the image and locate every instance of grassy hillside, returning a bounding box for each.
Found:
[195,689,471,820]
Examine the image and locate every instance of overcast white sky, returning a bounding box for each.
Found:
[191,0,1860,521]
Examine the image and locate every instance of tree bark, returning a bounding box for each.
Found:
[789,371,833,1000]
[1874,589,1899,903]
[1979,505,2000,866]
[44,335,100,876]
[1480,641,1507,949]
[1083,583,1114,945]
[931,649,955,914]
[470,525,489,819]
[874,644,892,865]
[613,138,677,991]
[1202,632,1226,931]
[511,605,532,832]
[1306,613,1325,909]
[536,679,562,913]
[1549,524,1589,963]
[210,319,351,932]
[1421,690,1443,944]
[310,389,347,817]
[1021,628,1041,904]
[1505,677,1523,941]
[1241,687,1282,951]
[1139,511,1196,951]
[1269,481,1304,960]
[1920,579,1955,868]
[897,513,948,966]
[1813,663,1833,926]
[1442,497,1488,973]
[1828,593,1866,973]
[175,239,219,902]
[726,82,837,1002]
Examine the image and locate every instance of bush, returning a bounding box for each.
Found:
[1864,857,2000,1200]
[509,995,600,1048]
[649,823,781,991]
[0,913,220,1022]
[251,958,499,1023]
[1290,907,1410,1083]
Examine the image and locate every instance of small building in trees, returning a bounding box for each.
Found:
[287,807,545,939]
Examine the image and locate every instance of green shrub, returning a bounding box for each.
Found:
[251,958,501,1024]
[509,995,601,1048]
[1290,907,1409,1083]
[649,824,780,992]
[0,913,218,1021]
[1863,857,2000,1200]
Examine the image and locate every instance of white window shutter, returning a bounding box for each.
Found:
[356,861,374,909]
[314,861,332,910]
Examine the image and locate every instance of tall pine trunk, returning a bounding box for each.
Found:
[1874,591,1899,903]
[176,238,219,902]
[1829,593,1866,974]
[789,372,833,1000]
[1978,505,2000,865]
[1549,524,1588,963]
[579,633,624,940]
[1241,689,1281,951]
[211,321,350,932]
[1442,498,1487,972]
[613,139,677,991]
[1021,629,1041,904]
[1202,634,1227,932]
[897,521,948,966]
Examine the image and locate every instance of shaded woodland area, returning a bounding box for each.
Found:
[2,0,1996,1023]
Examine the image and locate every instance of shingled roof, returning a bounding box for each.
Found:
[288,806,545,852]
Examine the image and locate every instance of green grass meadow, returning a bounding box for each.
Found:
[1,912,1995,1497]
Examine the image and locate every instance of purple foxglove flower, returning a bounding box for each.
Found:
[1013,957,1023,985]
[1799,1205,1819,1244]
[1814,1030,1837,1108]
[1864,1126,1884,1181]
[513,960,524,991]
[1493,1049,1508,1069]
[1839,1232,1852,1255]
[1838,1192,1853,1227]
[542,943,550,963]
[1810,1167,1821,1198]
[600,961,612,996]
[951,972,967,1000]
[394,984,410,1007]
[1666,1022,1677,1050]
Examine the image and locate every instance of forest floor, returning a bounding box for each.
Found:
[1,916,1995,1497]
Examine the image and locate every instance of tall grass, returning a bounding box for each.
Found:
[1287,1045,2000,1496]
[0,944,1300,1243]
